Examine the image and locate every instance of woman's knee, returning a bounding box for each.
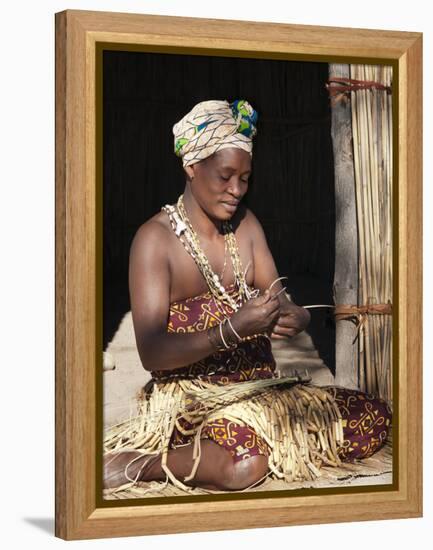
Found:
[219,454,269,490]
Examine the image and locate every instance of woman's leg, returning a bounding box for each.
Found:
[325,386,392,461]
[103,439,268,491]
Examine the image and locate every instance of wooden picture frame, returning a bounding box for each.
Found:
[55,9,422,540]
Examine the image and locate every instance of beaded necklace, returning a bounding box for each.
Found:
[162,194,252,312]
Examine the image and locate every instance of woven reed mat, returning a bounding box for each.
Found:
[103,433,393,500]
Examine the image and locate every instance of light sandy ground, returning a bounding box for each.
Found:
[103,311,392,498]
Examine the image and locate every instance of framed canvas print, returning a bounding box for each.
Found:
[55,9,422,540]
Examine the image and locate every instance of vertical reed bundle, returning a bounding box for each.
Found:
[350,64,393,402]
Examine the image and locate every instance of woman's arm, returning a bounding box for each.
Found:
[128,221,218,371]
[246,209,311,338]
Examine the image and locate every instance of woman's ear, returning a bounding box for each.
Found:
[184,165,195,181]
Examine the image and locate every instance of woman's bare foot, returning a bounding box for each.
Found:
[103,450,156,489]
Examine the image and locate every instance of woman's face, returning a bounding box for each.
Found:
[186,147,251,221]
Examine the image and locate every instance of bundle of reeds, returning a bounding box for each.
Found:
[350,64,393,402]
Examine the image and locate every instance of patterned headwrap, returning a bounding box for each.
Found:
[173,99,258,167]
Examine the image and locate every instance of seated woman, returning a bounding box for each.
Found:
[103,99,392,493]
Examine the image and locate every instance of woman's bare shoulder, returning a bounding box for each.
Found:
[243,206,262,226]
[234,204,263,235]
[130,211,172,253]
[233,206,269,261]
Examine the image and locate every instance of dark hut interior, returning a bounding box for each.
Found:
[103,50,336,373]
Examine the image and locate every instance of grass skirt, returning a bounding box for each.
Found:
[103,375,345,496]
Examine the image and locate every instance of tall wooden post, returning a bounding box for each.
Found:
[329,64,359,389]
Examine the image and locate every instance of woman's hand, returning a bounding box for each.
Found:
[229,289,281,338]
[270,298,311,339]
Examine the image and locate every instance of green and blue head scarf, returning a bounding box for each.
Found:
[173,99,258,167]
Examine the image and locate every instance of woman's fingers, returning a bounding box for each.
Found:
[265,300,280,319]
[275,317,296,329]
[272,324,298,337]
[270,332,287,340]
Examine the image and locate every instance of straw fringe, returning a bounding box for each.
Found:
[103,377,344,496]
